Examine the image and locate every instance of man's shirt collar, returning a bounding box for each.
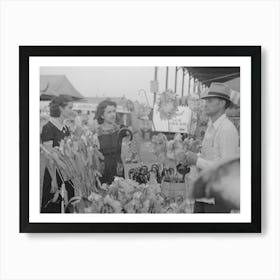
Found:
[209,114,227,130]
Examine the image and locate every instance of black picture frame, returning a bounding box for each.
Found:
[20,46,261,233]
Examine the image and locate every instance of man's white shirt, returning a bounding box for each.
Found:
[197,114,239,170]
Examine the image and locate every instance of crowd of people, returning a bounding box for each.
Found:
[40,82,240,213]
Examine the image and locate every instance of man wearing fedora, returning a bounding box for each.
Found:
[184,82,239,213]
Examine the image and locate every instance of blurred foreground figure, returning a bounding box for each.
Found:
[191,157,240,212]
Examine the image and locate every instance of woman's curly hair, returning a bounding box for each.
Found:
[94,99,117,124]
[49,95,73,117]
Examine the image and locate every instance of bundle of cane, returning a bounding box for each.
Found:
[60,134,104,197]
[40,131,104,198]
[40,144,75,213]
[41,144,75,193]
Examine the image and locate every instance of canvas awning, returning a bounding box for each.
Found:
[224,77,240,92]
[40,75,84,100]
[184,67,240,86]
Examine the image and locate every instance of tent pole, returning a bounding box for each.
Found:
[187,74,191,97]
[181,68,185,97]
[174,67,178,93]
[153,67,158,106]
[165,67,169,91]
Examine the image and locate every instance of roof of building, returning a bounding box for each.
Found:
[40,75,84,100]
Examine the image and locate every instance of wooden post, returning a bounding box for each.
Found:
[201,84,205,96]
[187,74,191,96]
[181,68,185,97]
[174,67,178,93]
[196,79,199,93]
[165,66,169,90]
[153,67,158,105]
[197,81,202,97]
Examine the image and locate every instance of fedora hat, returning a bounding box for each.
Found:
[202,82,232,102]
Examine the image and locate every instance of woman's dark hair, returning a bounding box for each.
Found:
[94,99,117,124]
[49,95,72,117]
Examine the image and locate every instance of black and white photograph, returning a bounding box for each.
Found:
[3,1,280,279]
[20,46,261,232]
[39,66,241,215]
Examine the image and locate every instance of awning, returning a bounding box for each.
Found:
[224,77,240,92]
[184,67,240,86]
[40,75,84,100]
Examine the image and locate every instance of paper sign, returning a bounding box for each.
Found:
[152,104,193,133]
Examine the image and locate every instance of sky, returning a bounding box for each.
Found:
[40,66,193,106]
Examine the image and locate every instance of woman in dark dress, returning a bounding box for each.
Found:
[95,99,126,185]
[41,96,75,213]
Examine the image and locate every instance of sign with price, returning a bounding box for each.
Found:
[152,104,192,133]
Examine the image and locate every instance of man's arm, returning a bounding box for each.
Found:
[196,156,218,170]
